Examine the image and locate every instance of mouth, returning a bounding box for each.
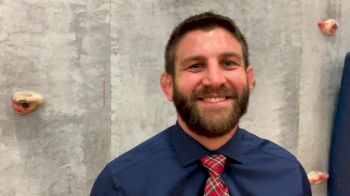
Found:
[197,96,233,107]
[192,86,237,107]
[200,97,228,103]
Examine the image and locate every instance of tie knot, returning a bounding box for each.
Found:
[200,154,226,177]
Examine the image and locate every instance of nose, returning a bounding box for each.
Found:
[201,63,227,87]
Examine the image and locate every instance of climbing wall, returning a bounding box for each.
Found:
[1,0,350,195]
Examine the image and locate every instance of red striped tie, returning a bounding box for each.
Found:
[200,154,229,196]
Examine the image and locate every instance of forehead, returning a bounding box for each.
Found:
[175,27,243,61]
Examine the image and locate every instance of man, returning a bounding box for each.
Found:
[91,12,311,196]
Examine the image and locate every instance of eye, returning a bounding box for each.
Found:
[222,60,236,68]
[187,63,203,72]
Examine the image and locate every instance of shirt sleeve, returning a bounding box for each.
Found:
[299,163,312,196]
[90,164,119,196]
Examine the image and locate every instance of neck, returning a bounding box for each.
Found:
[177,116,238,151]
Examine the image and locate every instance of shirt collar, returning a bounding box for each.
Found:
[170,122,245,167]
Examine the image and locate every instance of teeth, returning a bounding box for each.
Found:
[203,97,226,102]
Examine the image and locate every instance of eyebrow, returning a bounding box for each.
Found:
[180,52,243,66]
[180,56,206,66]
[219,52,243,61]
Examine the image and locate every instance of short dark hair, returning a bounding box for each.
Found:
[164,12,249,76]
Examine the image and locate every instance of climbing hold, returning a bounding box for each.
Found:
[318,19,339,36]
[307,170,329,185]
[12,91,44,115]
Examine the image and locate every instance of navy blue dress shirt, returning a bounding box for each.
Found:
[91,123,311,196]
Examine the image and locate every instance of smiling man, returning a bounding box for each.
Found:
[91,12,311,196]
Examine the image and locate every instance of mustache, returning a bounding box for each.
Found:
[191,86,239,100]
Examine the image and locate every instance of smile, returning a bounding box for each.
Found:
[202,97,227,103]
[197,96,233,107]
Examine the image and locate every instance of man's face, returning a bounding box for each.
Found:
[166,27,254,138]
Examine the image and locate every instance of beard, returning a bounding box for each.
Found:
[173,83,249,138]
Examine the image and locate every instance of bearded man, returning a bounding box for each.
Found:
[91,12,311,196]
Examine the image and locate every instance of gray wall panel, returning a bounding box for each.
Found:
[0,1,110,195]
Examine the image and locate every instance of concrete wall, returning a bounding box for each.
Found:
[1,0,349,195]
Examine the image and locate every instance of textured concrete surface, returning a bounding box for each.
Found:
[298,0,350,195]
[1,0,350,195]
[0,0,110,195]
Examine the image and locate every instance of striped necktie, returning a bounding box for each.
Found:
[200,154,229,196]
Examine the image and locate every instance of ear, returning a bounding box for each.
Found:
[245,66,255,90]
[160,72,174,101]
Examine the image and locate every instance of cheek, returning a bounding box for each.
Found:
[175,75,202,91]
[227,72,248,86]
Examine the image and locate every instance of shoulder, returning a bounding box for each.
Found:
[237,128,311,195]
[108,125,174,173]
[90,126,175,195]
[239,128,299,164]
